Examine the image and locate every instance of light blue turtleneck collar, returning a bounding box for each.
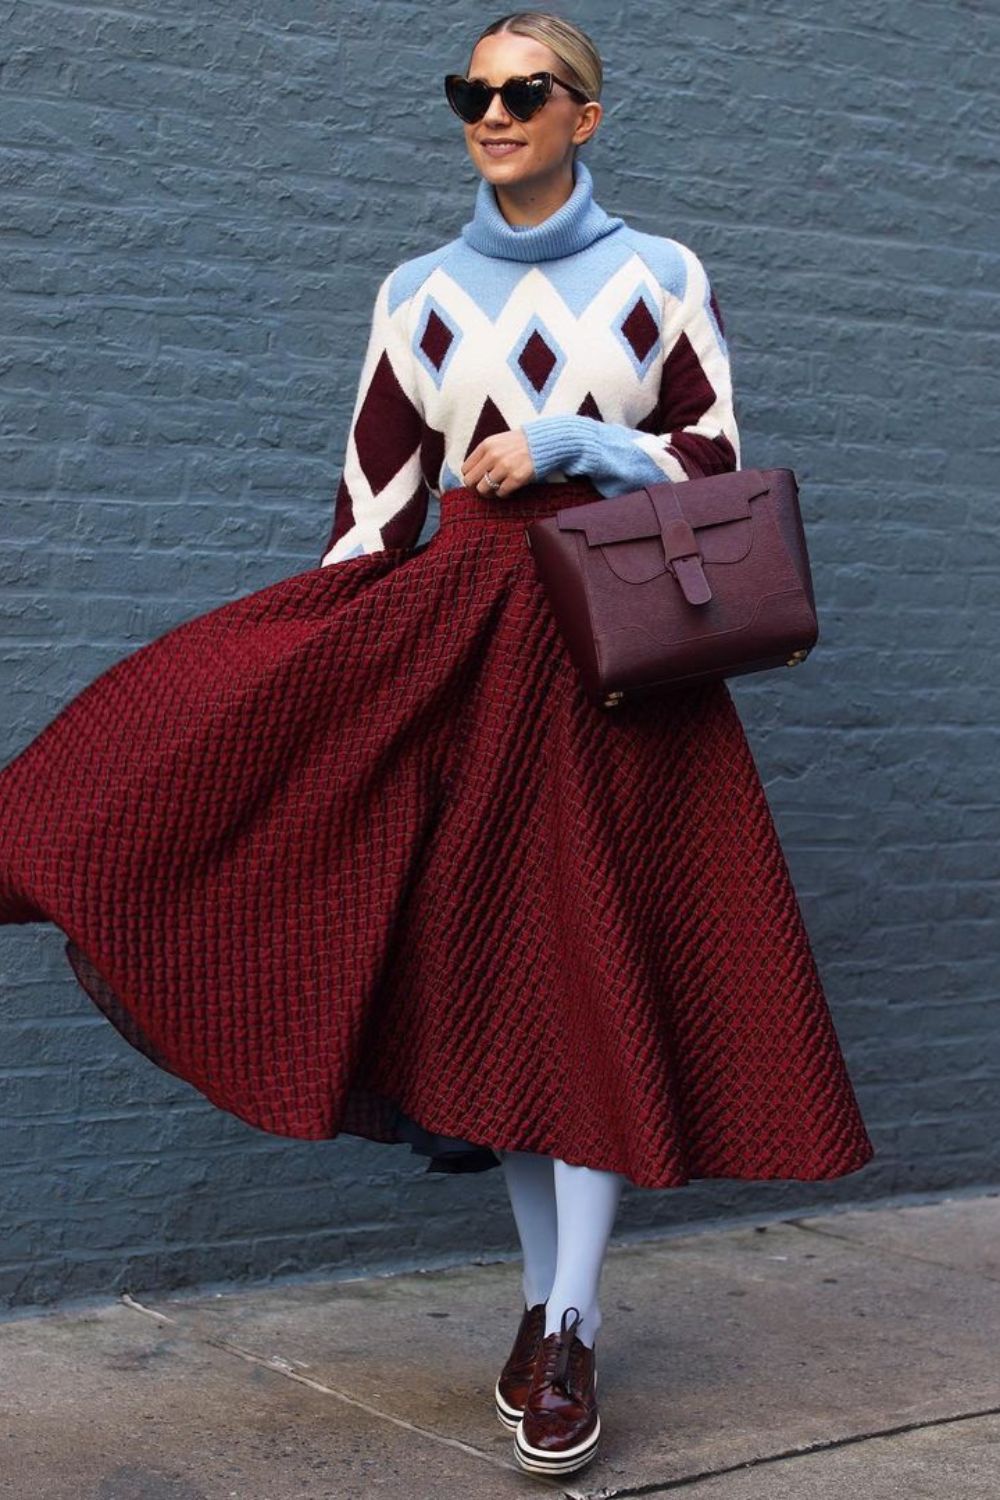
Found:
[460,158,624,262]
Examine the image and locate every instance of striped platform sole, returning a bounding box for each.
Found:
[513,1407,602,1475]
[494,1377,524,1429]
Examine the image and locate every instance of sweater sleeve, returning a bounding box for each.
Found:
[319,271,431,567]
[520,246,740,496]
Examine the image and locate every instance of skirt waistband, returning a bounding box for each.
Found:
[438,479,604,528]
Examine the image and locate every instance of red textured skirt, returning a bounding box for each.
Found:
[0,479,875,1190]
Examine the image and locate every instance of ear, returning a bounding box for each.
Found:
[573,100,603,147]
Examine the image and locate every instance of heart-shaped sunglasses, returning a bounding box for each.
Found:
[444,70,590,124]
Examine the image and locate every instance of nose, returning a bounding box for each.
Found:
[482,89,513,126]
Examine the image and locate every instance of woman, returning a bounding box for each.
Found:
[0,9,875,1482]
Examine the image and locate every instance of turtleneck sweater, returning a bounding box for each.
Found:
[320,158,740,566]
[460,152,625,261]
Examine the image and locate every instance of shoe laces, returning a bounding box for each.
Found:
[539,1304,583,1397]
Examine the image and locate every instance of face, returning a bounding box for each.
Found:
[460,33,602,190]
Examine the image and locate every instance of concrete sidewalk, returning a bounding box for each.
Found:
[0,1189,998,1498]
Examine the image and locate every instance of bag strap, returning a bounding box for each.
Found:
[645,464,714,605]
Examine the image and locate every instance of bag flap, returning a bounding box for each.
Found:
[553,469,772,586]
[554,469,771,546]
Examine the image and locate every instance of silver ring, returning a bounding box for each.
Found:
[485,469,502,492]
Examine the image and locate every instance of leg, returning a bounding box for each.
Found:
[545,1158,627,1347]
[496,1147,559,1309]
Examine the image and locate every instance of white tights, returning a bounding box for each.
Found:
[494,1148,628,1348]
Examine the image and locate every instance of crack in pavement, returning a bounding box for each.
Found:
[119,1287,1000,1499]
[119,1292,525,1478]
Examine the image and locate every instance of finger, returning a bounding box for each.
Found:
[463,453,490,489]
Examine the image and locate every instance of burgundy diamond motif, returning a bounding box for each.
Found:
[420,310,454,371]
[621,297,659,364]
[518,330,558,393]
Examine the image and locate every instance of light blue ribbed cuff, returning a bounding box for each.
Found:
[523,415,689,497]
[522,415,590,480]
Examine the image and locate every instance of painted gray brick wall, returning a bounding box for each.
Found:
[1,1,997,1309]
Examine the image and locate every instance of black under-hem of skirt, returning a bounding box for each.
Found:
[392,1106,502,1174]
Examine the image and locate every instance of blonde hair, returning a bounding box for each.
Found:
[469,11,603,104]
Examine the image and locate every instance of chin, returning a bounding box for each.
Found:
[477,154,535,181]
[479,156,527,171]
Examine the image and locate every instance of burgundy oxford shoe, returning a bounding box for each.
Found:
[513,1304,601,1476]
[495,1300,547,1428]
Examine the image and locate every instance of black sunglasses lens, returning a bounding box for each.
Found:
[503,76,547,119]
[447,77,488,122]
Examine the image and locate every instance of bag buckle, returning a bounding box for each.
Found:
[659,517,712,605]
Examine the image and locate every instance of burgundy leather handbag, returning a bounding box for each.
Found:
[523,466,819,709]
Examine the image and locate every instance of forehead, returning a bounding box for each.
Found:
[467,32,558,81]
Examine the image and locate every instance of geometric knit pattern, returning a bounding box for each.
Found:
[0,478,875,1190]
[320,160,741,566]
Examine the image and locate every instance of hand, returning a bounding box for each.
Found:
[461,429,536,498]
